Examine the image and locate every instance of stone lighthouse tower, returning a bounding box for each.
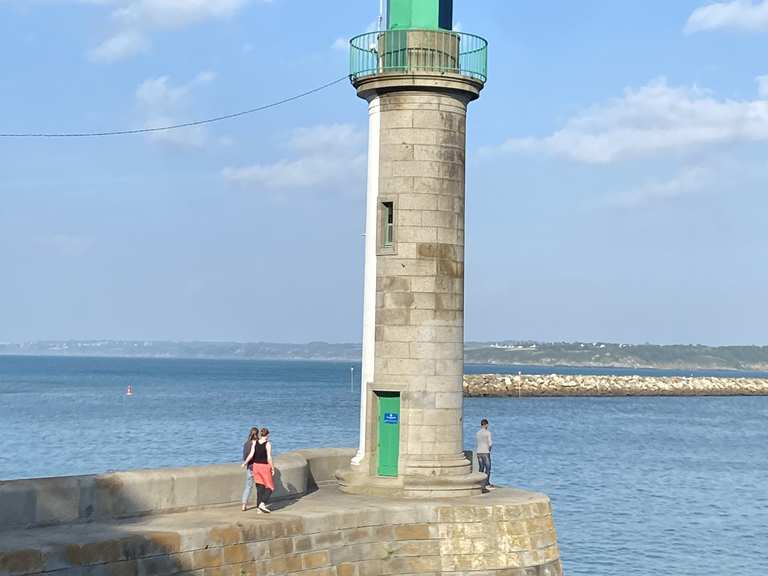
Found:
[339,0,488,497]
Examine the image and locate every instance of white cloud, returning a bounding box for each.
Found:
[485,77,768,164]
[604,166,711,208]
[223,156,362,190]
[685,0,768,34]
[223,124,366,191]
[135,71,216,148]
[87,0,269,62]
[758,75,768,97]
[88,28,149,62]
[288,124,364,154]
[136,71,214,110]
[332,20,378,52]
[332,37,348,52]
[114,0,250,30]
[143,115,208,148]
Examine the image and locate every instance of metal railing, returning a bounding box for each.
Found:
[349,29,488,83]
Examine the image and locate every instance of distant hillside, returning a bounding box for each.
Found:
[1,340,767,371]
[464,341,768,371]
[0,341,362,361]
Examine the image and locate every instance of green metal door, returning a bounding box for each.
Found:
[377,392,400,477]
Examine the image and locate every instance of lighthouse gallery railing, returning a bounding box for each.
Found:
[349,29,488,83]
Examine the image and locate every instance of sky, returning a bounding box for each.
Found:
[0,0,767,346]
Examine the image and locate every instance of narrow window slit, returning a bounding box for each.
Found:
[382,201,395,248]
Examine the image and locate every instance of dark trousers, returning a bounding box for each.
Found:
[256,484,272,506]
[477,453,491,486]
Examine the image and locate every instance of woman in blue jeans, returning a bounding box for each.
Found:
[240,427,259,511]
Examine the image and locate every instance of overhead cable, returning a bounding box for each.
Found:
[0,75,350,138]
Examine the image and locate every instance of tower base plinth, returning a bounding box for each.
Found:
[337,464,486,498]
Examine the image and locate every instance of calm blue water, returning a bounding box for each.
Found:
[1,356,766,576]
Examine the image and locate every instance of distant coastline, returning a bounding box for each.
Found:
[2,340,768,373]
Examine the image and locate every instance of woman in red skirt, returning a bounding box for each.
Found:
[251,427,274,513]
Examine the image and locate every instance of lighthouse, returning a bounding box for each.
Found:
[340,0,488,497]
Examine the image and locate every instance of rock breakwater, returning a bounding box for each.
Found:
[463,374,768,397]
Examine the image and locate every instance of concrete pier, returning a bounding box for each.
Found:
[0,449,563,576]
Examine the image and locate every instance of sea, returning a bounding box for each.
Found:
[0,356,766,576]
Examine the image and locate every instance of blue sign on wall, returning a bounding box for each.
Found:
[383,412,399,424]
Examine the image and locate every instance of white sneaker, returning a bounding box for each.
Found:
[258,503,271,514]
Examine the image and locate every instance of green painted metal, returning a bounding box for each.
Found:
[388,0,413,30]
[388,0,437,30]
[349,29,488,83]
[387,0,453,30]
[388,0,452,30]
[377,392,400,477]
[411,0,438,29]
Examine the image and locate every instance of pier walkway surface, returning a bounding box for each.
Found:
[0,449,562,576]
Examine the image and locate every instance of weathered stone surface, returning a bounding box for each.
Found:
[463,373,768,397]
[342,60,487,497]
[0,452,561,576]
[0,449,354,532]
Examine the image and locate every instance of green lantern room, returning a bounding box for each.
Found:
[387,0,453,31]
